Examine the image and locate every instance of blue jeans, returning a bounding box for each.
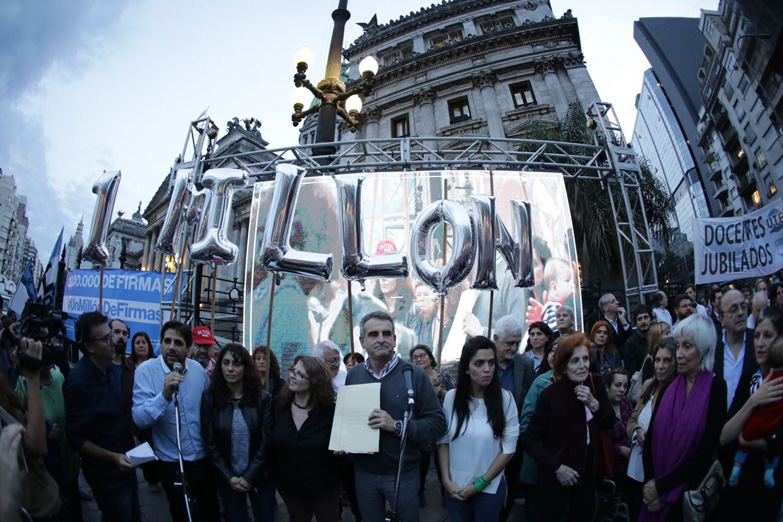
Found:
[354,467,420,522]
[444,477,506,522]
[216,480,275,522]
[83,466,140,522]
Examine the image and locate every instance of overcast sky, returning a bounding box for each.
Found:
[0,0,716,259]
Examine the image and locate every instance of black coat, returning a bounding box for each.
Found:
[200,389,274,486]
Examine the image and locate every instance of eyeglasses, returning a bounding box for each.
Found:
[288,367,309,380]
[411,353,429,361]
[92,334,112,344]
[722,302,749,315]
[324,357,340,366]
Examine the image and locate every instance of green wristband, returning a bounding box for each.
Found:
[473,476,491,492]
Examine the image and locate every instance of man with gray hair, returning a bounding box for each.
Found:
[747,290,767,330]
[553,305,575,340]
[312,340,346,388]
[492,315,535,520]
[597,293,631,349]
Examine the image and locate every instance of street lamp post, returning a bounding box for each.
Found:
[290,0,378,158]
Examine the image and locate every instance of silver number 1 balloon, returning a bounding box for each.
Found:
[83,170,122,265]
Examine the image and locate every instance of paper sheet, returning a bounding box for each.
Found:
[126,442,158,466]
[329,383,381,453]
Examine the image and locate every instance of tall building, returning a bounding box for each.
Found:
[0,170,33,283]
[697,0,783,215]
[65,217,84,270]
[104,205,147,270]
[633,17,715,220]
[633,69,710,242]
[338,1,601,143]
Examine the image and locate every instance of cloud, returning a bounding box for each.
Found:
[0,0,130,252]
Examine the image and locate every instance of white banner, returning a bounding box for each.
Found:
[694,199,783,284]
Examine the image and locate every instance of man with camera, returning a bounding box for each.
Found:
[132,320,218,522]
[63,311,140,522]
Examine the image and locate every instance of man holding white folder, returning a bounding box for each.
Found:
[345,311,447,522]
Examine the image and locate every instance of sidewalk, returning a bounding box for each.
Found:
[80,466,525,521]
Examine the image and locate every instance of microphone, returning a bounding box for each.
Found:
[402,366,415,408]
[173,362,183,374]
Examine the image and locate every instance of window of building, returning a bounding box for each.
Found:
[426,25,463,49]
[391,114,410,138]
[381,43,414,67]
[751,99,764,122]
[725,52,736,71]
[478,14,515,34]
[744,123,757,145]
[706,20,715,36]
[738,74,750,96]
[510,81,537,108]
[448,97,471,124]
[756,150,767,170]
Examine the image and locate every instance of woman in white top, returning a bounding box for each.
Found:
[438,336,519,522]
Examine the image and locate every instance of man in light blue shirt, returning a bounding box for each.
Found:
[132,320,218,522]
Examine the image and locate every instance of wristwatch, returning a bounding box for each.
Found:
[393,420,403,437]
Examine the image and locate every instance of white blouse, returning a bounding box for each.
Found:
[438,389,519,494]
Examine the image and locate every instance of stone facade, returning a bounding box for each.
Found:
[337,0,601,144]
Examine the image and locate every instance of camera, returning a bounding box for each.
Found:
[0,302,71,371]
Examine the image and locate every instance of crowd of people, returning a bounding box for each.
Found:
[1,276,783,522]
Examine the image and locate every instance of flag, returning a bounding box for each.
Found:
[41,228,64,309]
[9,260,36,314]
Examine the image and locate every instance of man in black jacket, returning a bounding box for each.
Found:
[596,293,632,350]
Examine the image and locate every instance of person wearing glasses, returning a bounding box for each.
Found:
[714,289,758,418]
[64,311,140,521]
[201,343,274,522]
[313,340,347,389]
[272,356,341,522]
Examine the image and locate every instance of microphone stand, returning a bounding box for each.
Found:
[386,381,415,522]
[173,390,194,522]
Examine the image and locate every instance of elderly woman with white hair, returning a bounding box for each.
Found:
[312,341,346,389]
[639,315,727,521]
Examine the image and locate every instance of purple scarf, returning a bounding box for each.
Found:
[639,371,713,522]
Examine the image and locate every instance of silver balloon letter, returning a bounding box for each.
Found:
[155,169,192,255]
[83,170,122,265]
[410,200,475,296]
[470,195,498,290]
[496,200,534,287]
[190,168,248,266]
[334,176,408,282]
[260,164,333,280]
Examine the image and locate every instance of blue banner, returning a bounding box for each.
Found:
[63,269,180,355]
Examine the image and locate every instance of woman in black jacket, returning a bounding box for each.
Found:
[272,355,341,522]
[201,343,274,522]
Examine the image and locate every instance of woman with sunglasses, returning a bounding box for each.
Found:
[272,356,341,522]
[201,343,274,522]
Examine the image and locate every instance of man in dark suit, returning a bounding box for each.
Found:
[492,315,536,521]
[596,293,632,350]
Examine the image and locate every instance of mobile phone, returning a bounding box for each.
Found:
[0,405,28,473]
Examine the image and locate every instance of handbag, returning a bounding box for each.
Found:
[682,459,725,522]
[628,355,651,403]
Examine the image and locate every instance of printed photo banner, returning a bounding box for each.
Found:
[63,269,180,354]
[694,199,783,284]
[243,170,582,370]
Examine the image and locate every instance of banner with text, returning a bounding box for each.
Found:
[63,269,179,354]
[694,199,783,284]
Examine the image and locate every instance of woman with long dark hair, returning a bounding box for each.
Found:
[201,343,274,522]
[272,356,341,522]
[524,321,553,374]
[437,336,519,521]
[590,321,622,375]
[521,333,614,521]
[253,345,284,398]
[625,337,677,519]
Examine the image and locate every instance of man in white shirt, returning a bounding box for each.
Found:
[684,284,708,317]
[651,290,673,325]
[712,289,756,417]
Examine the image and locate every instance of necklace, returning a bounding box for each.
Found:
[292,400,310,410]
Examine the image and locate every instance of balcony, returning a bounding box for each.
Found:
[720,206,735,217]
[735,172,757,197]
[714,184,729,200]
[708,165,723,182]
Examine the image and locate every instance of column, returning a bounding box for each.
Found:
[564,53,601,109]
[363,106,382,140]
[472,71,507,143]
[235,220,249,281]
[414,88,437,156]
[536,57,568,121]
[148,229,158,271]
[142,234,150,271]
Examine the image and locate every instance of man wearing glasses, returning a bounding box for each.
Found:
[313,340,346,389]
[64,311,140,521]
[714,289,757,417]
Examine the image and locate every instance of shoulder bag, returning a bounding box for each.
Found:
[682,459,725,522]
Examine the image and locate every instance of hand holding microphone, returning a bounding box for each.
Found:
[163,362,185,401]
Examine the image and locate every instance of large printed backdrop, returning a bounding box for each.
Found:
[243,170,581,371]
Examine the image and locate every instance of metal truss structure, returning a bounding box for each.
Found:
[192,101,657,307]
